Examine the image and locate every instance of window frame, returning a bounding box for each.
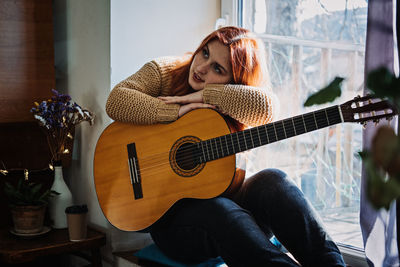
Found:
[220,0,369,265]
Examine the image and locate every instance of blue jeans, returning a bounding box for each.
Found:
[149,168,346,267]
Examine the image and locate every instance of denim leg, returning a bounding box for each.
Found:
[233,168,346,267]
[150,197,300,267]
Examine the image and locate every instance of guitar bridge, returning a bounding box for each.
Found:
[127,143,143,199]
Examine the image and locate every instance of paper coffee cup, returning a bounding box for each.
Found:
[65,205,88,241]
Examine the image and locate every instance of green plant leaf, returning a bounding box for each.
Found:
[366,67,400,101]
[17,178,22,191]
[304,77,344,107]
[31,183,42,196]
[4,182,16,197]
[3,177,54,206]
[362,149,400,210]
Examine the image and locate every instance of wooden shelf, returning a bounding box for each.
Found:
[0,226,106,266]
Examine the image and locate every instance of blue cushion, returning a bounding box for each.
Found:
[270,236,288,253]
[134,236,284,266]
[134,244,226,267]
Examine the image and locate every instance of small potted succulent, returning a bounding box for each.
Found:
[4,175,59,234]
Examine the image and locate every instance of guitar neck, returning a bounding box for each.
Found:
[196,105,343,163]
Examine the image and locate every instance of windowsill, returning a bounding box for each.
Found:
[338,243,368,267]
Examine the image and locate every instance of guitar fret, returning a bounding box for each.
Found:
[266,124,276,142]
[275,121,286,140]
[249,128,255,148]
[196,143,201,163]
[292,118,296,135]
[224,135,229,155]
[303,113,317,132]
[256,127,262,146]
[283,119,295,138]
[200,142,206,163]
[273,123,278,140]
[230,134,235,153]
[236,133,241,151]
[293,116,306,134]
[326,106,342,125]
[209,139,215,160]
[302,115,307,132]
[315,110,329,128]
[218,137,224,158]
[242,131,248,150]
[259,125,268,144]
[205,140,211,161]
[265,125,270,143]
[214,138,219,159]
[313,112,318,129]
[283,119,296,137]
[282,121,287,138]
[325,109,330,125]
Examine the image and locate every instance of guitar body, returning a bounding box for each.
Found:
[94,109,244,232]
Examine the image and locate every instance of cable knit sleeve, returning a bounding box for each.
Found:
[105,60,180,124]
[202,84,278,127]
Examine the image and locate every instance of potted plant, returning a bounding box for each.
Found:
[4,175,59,234]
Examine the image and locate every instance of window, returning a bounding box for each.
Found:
[236,0,368,250]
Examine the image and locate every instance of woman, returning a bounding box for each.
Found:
[106,26,345,267]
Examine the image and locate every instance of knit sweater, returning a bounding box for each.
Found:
[106,56,278,127]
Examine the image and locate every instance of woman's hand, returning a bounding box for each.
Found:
[158,91,216,117]
[158,90,203,104]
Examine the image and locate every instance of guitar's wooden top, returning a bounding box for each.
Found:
[94,109,239,231]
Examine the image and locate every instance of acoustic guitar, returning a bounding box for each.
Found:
[94,95,396,231]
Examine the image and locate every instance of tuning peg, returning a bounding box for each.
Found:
[362,121,368,129]
[368,99,377,118]
[354,99,364,120]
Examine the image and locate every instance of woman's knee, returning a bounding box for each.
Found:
[257,168,287,181]
[247,168,289,189]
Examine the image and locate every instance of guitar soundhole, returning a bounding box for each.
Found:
[170,136,205,177]
[176,143,197,170]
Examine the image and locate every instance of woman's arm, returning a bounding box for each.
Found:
[105,61,180,124]
[202,84,278,127]
[158,84,277,127]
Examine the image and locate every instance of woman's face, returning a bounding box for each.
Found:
[188,40,233,91]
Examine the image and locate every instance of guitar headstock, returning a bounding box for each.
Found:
[340,95,398,125]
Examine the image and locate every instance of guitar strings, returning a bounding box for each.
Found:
[132,125,281,174]
[131,134,253,176]
[132,135,242,174]
[123,110,343,175]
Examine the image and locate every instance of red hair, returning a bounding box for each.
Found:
[170,26,269,96]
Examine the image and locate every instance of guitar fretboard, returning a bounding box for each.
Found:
[196,105,342,163]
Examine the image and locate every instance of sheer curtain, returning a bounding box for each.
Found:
[361,0,399,266]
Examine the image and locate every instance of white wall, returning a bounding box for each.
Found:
[109,0,221,252]
[111,0,220,87]
[53,0,220,261]
[53,0,111,228]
